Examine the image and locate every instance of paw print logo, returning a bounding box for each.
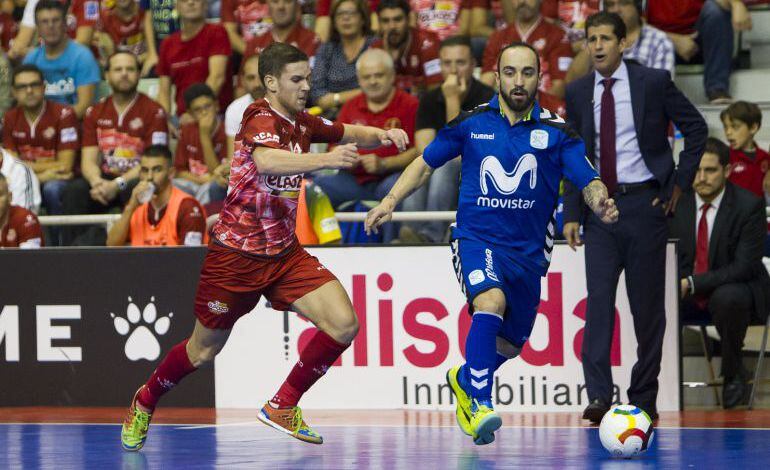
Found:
[111,296,173,361]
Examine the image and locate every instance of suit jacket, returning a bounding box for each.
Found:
[563,61,708,223]
[669,183,770,321]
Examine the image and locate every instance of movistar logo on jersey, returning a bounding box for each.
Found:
[477,154,537,209]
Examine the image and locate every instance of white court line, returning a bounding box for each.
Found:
[2,422,770,432]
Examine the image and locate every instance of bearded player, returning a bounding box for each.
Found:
[365,42,619,445]
[121,43,410,450]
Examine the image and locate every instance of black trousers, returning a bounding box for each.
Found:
[682,283,753,381]
[60,177,136,246]
[581,187,668,410]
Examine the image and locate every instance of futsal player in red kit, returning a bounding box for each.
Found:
[121,42,410,450]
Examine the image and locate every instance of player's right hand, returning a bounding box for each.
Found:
[365,196,396,235]
[325,143,359,170]
[563,222,582,251]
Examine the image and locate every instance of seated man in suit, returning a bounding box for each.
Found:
[670,137,770,409]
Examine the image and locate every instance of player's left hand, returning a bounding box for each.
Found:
[365,195,397,235]
[380,128,409,152]
[598,198,619,224]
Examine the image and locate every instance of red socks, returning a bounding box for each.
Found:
[137,339,197,411]
[271,330,349,408]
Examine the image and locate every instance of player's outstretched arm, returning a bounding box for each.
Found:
[582,179,619,224]
[252,144,359,176]
[340,124,409,151]
[365,156,433,234]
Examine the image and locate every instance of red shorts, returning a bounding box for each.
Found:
[193,242,338,329]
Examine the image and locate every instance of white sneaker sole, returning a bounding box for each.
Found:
[473,414,502,446]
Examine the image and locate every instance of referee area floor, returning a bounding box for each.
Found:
[2,409,769,468]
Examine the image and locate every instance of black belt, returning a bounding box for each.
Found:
[613,180,659,195]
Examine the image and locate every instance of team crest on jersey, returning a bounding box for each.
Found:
[384,117,402,130]
[129,118,144,130]
[43,127,56,140]
[532,38,546,51]
[530,129,548,149]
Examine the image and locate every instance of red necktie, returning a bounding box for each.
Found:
[695,203,711,274]
[600,78,617,195]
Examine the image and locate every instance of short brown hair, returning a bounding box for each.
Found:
[258,42,309,84]
[330,0,371,44]
[720,100,762,129]
[704,137,730,167]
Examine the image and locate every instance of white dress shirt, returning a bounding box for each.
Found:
[695,187,725,243]
[593,61,655,184]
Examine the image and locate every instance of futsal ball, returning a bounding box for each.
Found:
[598,405,655,458]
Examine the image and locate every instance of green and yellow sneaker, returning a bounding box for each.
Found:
[469,399,502,446]
[446,366,473,436]
[121,387,153,451]
[258,402,324,444]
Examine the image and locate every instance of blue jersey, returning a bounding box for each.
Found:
[423,96,598,275]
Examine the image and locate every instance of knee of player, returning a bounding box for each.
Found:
[472,289,507,316]
[327,312,359,344]
[187,342,222,367]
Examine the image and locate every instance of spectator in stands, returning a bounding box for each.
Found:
[313,48,421,237]
[61,51,168,245]
[3,64,78,220]
[409,35,494,242]
[310,0,375,113]
[106,144,208,246]
[670,137,770,408]
[96,0,148,68]
[469,0,512,38]
[0,173,44,248]
[567,0,675,81]
[22,0,100,119]
[222,0,271,55]
[0,7,19,52]
[173,83,228,204]
[225,54,263,159]
[0,146,42,213]
[157,0,232,117]
[0,51,11,117]
[372,0,442,94]
[9,0,100,61]
[243,0,320,65]
[721,101,770,199]
[481,0,572,99]
[315,0,380,42]
[409,0,471,42]
[140,0,179,77]
[647,0,752,104]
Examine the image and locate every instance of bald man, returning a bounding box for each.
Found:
[313,48,423,241]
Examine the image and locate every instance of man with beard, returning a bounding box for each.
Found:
[365,42,618,445]
[480,0,572,99]
[61,51,168,245]
[562,12,706,422]
[372,0,442,94]
[243,0,321,65]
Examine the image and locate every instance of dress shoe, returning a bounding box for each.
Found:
[582,399,610,423]
[723,376,749,409]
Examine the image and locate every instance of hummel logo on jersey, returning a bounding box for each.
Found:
[477,155,537,209]
[471,132,495,140]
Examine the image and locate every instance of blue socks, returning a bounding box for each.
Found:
[460,311,503,401]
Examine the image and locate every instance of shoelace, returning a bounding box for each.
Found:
[290,407,303,432]
[129,409,149,435]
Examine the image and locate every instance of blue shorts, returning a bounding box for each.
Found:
[450,237,542,347]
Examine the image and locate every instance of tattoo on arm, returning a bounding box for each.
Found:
[582,179,608,213]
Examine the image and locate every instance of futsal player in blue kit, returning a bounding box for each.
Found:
[365,42,620,445]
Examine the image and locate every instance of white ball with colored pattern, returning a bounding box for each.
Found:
[599,404,655,458]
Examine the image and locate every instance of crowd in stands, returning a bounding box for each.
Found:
[0,0,768,248]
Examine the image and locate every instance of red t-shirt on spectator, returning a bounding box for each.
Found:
[66,0,101,38]
[220,0,272,43]
[0,13,19,50]
[372,28,442,93]
[82,93,169,177]
[98,6,147,57]
[157,23,233,115]
[244,23,321,62]
[728,146,770,199]
[174,120,228,175]
[410,0,471,41]
[646,0,704,35]
[483,17,572,94]
[2,101,80,163]
[0,206,43,248]
[336,90,418,185]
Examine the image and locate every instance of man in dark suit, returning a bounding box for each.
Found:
[562,12,707,422]
[670,137,770,409]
